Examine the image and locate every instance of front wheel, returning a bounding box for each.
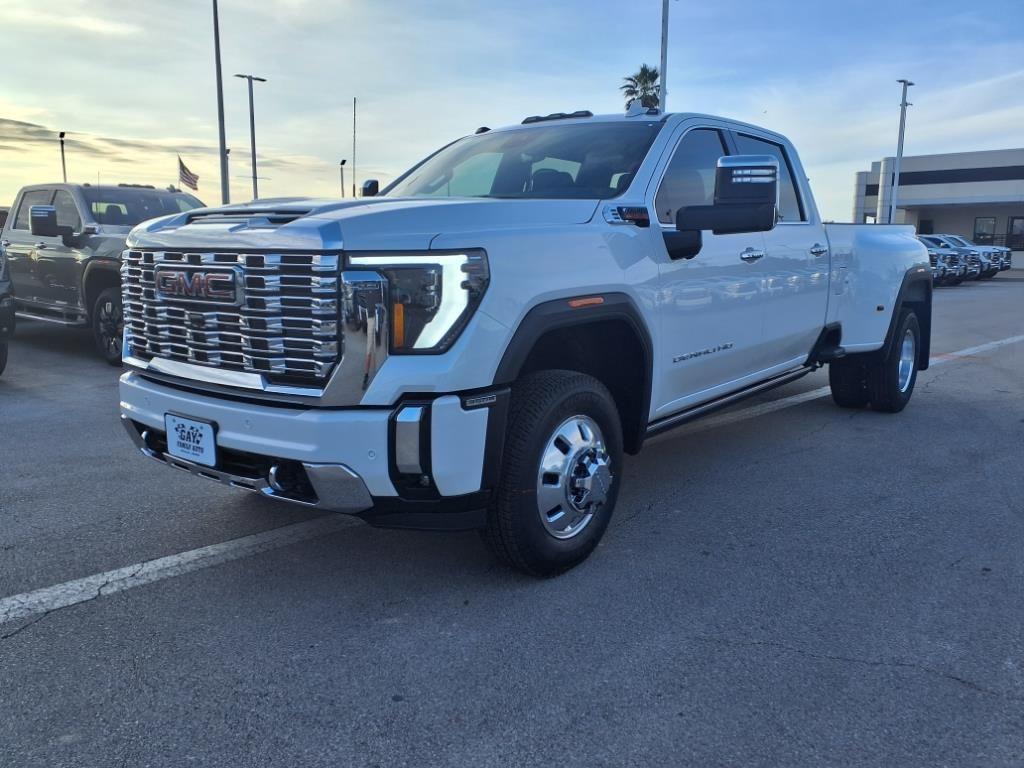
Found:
[92,287,124,366]
[482,370,623,577]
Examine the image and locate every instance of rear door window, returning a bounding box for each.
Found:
[13,189,54,230]
[733,133,806,223]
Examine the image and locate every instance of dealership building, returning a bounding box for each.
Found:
[852,147,1024,252]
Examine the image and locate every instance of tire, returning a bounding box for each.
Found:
[0,343,7,377]
[482,370,623,577]
[865,309,920,413]
[828,357,869,409]
[91,287,124,366]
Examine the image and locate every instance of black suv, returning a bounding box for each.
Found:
[1,183,202,363]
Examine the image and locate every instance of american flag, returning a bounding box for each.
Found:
[178,156,199,191]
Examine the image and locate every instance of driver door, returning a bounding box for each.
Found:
[648,126,767,418]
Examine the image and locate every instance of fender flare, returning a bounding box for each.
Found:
[492,292,654,451]
[81,258,121,310]
[881,265,933,371]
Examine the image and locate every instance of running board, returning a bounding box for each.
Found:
[644,366,814,439]
[15,310,87,326]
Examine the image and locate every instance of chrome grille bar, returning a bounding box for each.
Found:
[122,250,342,383]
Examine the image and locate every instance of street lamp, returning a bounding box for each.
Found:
[888,79,914,224]
[58,131,67,183]
[212,0,230,204]
[339,159,347,198]
[234,73,267,200]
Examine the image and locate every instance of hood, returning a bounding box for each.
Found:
[127,196,600,252]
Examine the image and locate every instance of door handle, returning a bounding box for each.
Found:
[740,247,765,263]
[810,243,829,257]
[1,240,9,248]
[35,242,48,249]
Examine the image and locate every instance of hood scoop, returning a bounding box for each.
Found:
[185,207,313,229]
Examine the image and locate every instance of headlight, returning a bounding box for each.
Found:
[348,251,489,353]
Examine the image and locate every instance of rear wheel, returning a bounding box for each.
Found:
[482,370,623,577]
[92,287,123,366]
[829,309,921,414]
[828,357,869,408]
[865,309,920,413]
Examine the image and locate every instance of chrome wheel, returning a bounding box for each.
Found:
[898,327,916,393]
[536,415,612,540]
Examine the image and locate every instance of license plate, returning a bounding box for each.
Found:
[164,414,217,468]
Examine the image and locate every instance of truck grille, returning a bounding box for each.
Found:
[122,250,341,385]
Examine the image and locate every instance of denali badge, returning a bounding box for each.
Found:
[673,342,735,364]
[154,267,242,305]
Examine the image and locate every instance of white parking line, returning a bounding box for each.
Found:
[0,516,353,627]
[2,333,1023,628]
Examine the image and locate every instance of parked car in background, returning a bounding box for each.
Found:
[0,243,13,376]
[918,237,965,285]
[1,183,203,363]
[0,206,10,230]
[942,234,1011,273]
[920,235,984,280]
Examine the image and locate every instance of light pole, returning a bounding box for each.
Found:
[234,73,267,200]
[339,159,347,198]
[212,0,230,204]
[659,0,669,110]
[888,79,914,224]
[59,131,67,182]
[352,97,357,198]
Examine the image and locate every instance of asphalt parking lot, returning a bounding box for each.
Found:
[2,273,1023,767]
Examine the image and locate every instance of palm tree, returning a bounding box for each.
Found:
[621,64,660,109]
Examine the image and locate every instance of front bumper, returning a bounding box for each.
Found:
[119,371,502,527]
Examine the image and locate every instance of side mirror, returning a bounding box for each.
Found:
[361,179,379,198]
[29,205,60,238]
[676,155,779,237]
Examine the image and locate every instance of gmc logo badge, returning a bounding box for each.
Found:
[154,267,242,305]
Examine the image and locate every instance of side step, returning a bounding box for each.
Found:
[814,344,846,363]
[15,310,88,327]
[644,365,814,439]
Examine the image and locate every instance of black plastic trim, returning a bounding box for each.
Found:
[359,492,490,531]
[880,265,933,371]
[492,292,653,451]
[469,386,510,492]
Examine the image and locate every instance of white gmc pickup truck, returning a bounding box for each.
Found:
[119,109,931,575]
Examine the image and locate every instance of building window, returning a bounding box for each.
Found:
[919,219,934,235]
[974,217,996,245]
[1008,217,1024,251]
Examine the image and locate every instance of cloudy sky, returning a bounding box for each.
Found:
[1,0,1022,220]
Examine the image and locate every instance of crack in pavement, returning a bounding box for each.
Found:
[1,564,148,641]
[684,634,1016,700]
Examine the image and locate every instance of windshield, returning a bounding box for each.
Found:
[946,236,972,247]
[386,121,663,200]
[82,187,203,226]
